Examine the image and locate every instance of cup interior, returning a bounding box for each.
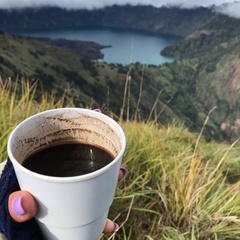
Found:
[9,109,124,167]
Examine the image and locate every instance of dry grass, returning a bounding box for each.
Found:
[1,78,240,239]
[103,121,240,239]
[0,77,74,161]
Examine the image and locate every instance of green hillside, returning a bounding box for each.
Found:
[0,31,201,134]
[1,6,240,141]
[0,32,126,109]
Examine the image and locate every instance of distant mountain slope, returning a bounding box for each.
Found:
[161,13,240,141]
[0,5,215,37]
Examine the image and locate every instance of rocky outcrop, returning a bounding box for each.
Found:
[230,61,240,109]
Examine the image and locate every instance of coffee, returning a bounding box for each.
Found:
[22,143,114,177]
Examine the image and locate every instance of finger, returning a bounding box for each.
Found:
[8,191,37,222]
[103,219,119,234]
[118,167,127,181]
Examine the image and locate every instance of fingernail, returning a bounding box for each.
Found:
[120,167,128,177]
[12,196,26,216]
[93,109,102,113]
[114,223,120,232]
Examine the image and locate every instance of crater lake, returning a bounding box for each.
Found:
[16,28,179,65]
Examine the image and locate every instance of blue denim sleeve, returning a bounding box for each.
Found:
[0,158,45,240]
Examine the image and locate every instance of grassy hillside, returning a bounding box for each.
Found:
[0,32,207,136]
[0,32,109,103]
[111,121,240,240]
[0,32,133,114]
[1,6,240,141]
[1,79,240,240]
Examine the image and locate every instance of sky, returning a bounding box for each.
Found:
[0,0,240,18]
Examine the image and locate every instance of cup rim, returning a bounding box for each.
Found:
[7,108,126,183]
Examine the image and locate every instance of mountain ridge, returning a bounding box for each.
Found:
[0,5,216,37]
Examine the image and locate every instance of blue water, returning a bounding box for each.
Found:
[16,28,178,65]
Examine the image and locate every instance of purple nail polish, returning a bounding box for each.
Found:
[114,223,120,232]
[120,167,128,177]
[12,196,26,216]
[93,109,102,113]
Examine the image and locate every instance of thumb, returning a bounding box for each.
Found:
[8,191,37,222]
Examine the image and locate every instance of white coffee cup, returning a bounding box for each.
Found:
[7,108,126,240]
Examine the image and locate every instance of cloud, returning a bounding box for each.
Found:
[0,0,236,9]
[1,0,240,18]
[215,2,240,18]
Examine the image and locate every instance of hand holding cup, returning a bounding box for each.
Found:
[7,108,126,240]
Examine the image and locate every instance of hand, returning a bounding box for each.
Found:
[8,167,127,234]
